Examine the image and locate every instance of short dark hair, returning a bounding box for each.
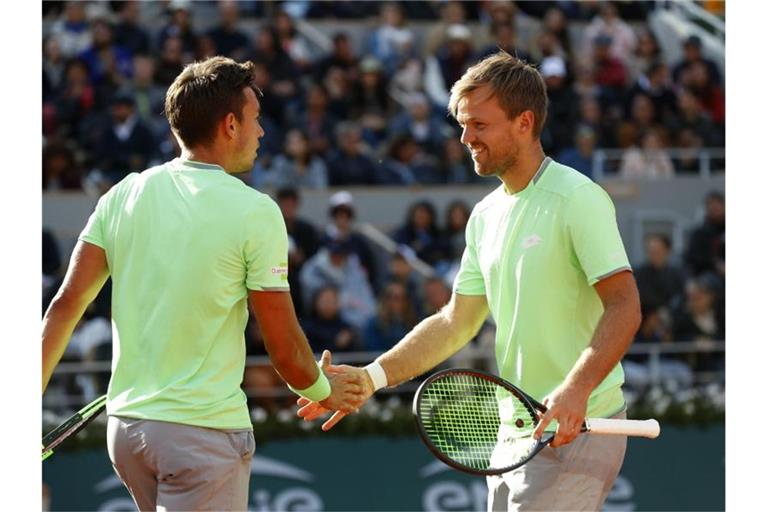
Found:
[448,51,548,138]
[164,56,261,148]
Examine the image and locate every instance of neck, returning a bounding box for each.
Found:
[498,143,546,194]
[180,145,232,173]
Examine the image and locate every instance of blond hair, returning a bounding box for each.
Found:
[448,51,548,137]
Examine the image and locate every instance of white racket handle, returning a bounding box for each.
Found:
[585,418,660,439]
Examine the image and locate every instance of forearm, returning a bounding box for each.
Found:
[378,307,478,387]
[563,301,641,395]
[264,324,321,389]
[42,297,89,392]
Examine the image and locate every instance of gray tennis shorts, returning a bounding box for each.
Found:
[487,409,627,511]
[107,416,255,511]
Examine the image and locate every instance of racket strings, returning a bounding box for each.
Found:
[419,374,537,471]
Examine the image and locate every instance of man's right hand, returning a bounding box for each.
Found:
[305,355,376,431]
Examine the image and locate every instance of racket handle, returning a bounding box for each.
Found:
[585,418,660,439]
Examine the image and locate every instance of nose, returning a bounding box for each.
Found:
[460,125,474,146]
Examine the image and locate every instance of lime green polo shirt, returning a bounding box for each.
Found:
[79,158,289,430]
[454,157,630,420]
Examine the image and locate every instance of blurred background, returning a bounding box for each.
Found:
[41,1,725,510]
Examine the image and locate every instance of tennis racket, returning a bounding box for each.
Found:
[413,369,660,476]
[42,394,107,461]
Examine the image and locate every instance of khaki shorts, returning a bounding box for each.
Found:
[487,409,627,511]
[107,416,255,511]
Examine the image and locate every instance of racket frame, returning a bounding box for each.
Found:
[42,395,107,461]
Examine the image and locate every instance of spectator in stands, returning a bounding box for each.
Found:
[425,24,476,108]
[49,1,92,59]
[393,200,446,266]
[320,191,378,290]
[153,35,185,87]
[420,275,452,319]
[378,134,441,185]
[367,2,416,75]
[158,1,197,56]
[78,17,134,89]
[441,137,484,184]
[626,28,661,83]
[348,56,391,148]
[263,128,328,189]
[275,187,320,320]
[668,88,720,147]
[249,27,300,112]
[619,129,674,179]
[442,200,471,263]
[363,281,417,352]
[540,55,578,156]
[592,34,628,94]
[302,286,360,353]
[274,10,313,73]
[582,1,637,66]
[206,1,249,61]
[558,125,598,179]
[91,92,156,185]
[43,141,82,190]
[479,22,531,63]
[424,2,467,56]
[327,121,378,185]
[290,84,337,158]
[627,93,661,134]
[541,6,573,59]
[530,29,568,64]
[671,274,725,371]
[113,1,150,57]
[672,35,722,86]
[681,60,725,127]
[43,36,67,102]
[575,95,615,148]
[625,61,678,127]
[388,92,450,156]
[673,128,705,174]
[635,233,687,314]
[685,191,725,278]
[313,32,359,84]
[50,59,96,139]
[127,55,166,137]
[299,239,377,330]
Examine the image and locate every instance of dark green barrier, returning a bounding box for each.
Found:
[43,426,723,511]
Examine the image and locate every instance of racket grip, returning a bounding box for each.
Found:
[585,418,661,439]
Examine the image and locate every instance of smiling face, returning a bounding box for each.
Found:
[456,84,524,179]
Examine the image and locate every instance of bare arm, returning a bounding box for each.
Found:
[43,241,110,392]
[248,290,363,409]
[534,270,642,446]
[378,292,490,386]
[297,292,490,429]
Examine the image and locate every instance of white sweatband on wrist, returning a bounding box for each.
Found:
[365,360,388,391]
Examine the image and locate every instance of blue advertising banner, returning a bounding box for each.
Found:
[43,427,723,511]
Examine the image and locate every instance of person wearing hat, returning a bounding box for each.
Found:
[425,23,475,106]
[672,34,722,86]
[539,55,578,155]
[320,191,379,291]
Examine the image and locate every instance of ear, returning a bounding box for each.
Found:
[222,112,238,140]
[517,110,536,135]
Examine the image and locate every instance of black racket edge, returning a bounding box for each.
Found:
[42,395,107,455]
[412,368,549,476]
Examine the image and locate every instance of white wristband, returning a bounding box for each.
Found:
[365,360,388,391]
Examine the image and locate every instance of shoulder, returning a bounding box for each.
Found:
[537,159,604,200]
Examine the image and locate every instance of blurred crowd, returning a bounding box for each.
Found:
[42,1,725,406]
[43,0,725,192]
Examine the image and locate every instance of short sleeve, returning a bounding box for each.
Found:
[566,183,631,285]
[452,212,486,296]
[245,199,290,291]
[78,193,110,249]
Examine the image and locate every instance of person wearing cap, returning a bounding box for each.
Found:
[43,57,364,511]
[388,92,451,155]
[299,52,641,511]
[539,55,578,156]
[672,34,722,86]
[320,191,379,290]
[581,1,637,65]
[327,121,378,185]
[425,23,476,107]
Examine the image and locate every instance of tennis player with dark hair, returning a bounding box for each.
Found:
[42,56,364,511]
[301,51,641,510]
